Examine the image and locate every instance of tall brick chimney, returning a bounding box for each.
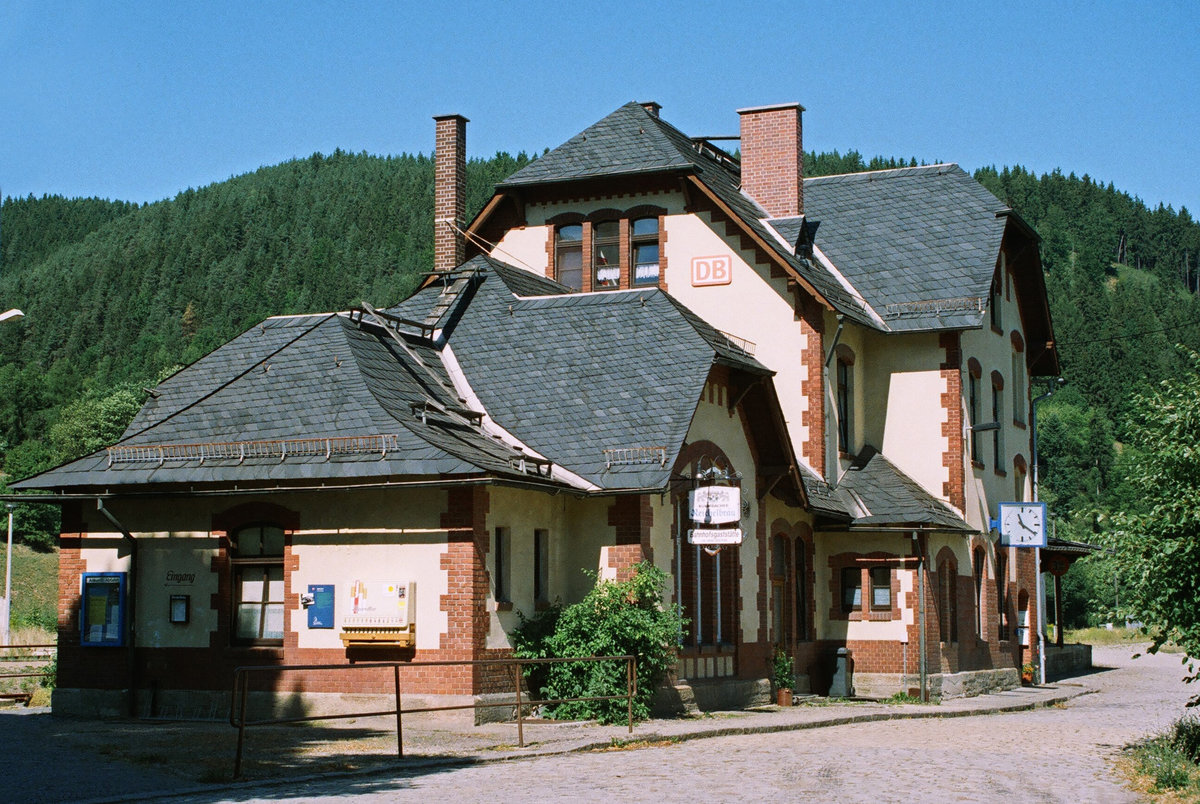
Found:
[737,102,804,218]
[433,113,468,272]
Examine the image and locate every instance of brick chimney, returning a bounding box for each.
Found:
[639,101,662,118]
[737,102,804,218]
[433,113,468,272]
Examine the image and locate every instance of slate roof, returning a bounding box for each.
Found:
[16,258,779,495]
[833,446,971,531]
[798,165,1010,332]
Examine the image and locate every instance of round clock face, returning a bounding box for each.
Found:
[1000,504,1044,543]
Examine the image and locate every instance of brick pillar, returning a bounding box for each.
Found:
[606,495,654,581]
[433,113,468,273]
[940,332,966,512]
[798,292,825,473]
[738,102,804,218]
[439,485,490,694]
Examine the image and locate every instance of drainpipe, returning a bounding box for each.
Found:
[96,499,138,718]
[823,314,846,480]
[915,531,928,702]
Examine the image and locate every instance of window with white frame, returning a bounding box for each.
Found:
[232,524,285,644]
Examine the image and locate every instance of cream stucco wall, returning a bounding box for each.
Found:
[665,212,812,469]
[490,225,549,276]
[814,532,914,643]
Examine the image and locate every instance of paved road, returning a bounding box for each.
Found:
[181,644,1193,804]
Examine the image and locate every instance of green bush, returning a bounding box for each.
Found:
[772,649,794,690]
[1171,713,1200,763]
[510,602,563,703]
[1137,737,1192,792]
[536,562,685,724]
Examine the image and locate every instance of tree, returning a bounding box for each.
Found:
[1108,348,1200,696]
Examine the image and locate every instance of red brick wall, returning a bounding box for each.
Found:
[434,114,467,273]
[738,103,804,218]
[798,294,826,472]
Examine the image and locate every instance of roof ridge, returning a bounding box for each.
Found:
[806,163,961,183]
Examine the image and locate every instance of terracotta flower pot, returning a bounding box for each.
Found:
[776,688,793,707]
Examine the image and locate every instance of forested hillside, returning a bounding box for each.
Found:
[2,145,1199,622]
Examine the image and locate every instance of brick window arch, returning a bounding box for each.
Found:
[213,502,298,649]
[935,547,958,643]
[973,546,986,641]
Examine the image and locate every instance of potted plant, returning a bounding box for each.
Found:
[1021,662,1035,685]
[773,648,795,707]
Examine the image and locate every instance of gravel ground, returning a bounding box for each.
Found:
[1,643,1189,803]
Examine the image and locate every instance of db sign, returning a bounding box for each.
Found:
[691,255,732,287]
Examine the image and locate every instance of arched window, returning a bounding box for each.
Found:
[967,358,983,465]
[938,556,958,643]
[631,217,660,286]
[1016,590,1031,646]
[555,224,583,291]
[771,534,787,645]
[592,220,620,289]
[232,523,285,645]
[794,536,809,641]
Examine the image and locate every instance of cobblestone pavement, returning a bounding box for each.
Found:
[171,644,1192,804]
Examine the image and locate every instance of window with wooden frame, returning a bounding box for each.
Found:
[592,220,620,289]
[967,359,982,466]
[996,550,1009,641]
[973,547,986,640]
[631,216,660,286]
[794,537,809,641]
[771,534,787,645]
[1011,332,1026,425]
[554,224,583,291]
[990,273,1003,331]
[231,524,285,645]
[533,528,550,607]
[938,558,958,643]
[991,371,1005,473]
[840,566,862,613]
[869,566,892,611]
[494,527,511,603]
[835,346,855,454]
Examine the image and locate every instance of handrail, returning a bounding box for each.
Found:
[230,655,636,779]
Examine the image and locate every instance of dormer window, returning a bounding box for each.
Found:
[631,217,660,286]
[555,224,583,291]
[592,220,620,290]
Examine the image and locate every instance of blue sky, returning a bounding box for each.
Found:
[4,1,1198,213]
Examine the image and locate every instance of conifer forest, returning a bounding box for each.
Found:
[3,147,1199,625]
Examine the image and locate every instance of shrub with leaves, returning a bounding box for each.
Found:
[537,562,685,724]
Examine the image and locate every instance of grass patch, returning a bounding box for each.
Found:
[1065,626,1146,646]
[882,692,936,705]
[1125,714,1200,798]
[593,736,681,752]
[2,543,58,632]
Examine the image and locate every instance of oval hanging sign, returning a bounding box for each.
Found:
[689,486,740,524]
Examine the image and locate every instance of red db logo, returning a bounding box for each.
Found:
[691,255,732,287]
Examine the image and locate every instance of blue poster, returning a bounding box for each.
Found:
[307,584,335,629]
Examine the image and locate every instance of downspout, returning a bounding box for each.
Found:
[823,314,846,481]
[915,531,928,702]
[95,499,138,718]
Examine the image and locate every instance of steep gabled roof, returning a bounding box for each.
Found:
[488,102,879,328]
[799,164,1010,332]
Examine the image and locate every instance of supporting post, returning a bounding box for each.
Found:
[394,664,403,758]
[234,670,249,779]
[514,662,524,748]
[2,505,12,647]
[916,532,928,702]
[627,657,635,734]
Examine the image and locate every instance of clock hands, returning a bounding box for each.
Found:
[1016,513,1036,534]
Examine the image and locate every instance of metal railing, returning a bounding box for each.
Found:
[0,643,55,703]
[229,655,636,778]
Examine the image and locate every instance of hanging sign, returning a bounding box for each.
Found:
[689,486,740,524]
[688,528,744,546]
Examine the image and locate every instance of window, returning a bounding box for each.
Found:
[555,224,583,291]
[968,360,982,465]
[996,551,1009,641]
[840,566,862,613]
[772,535,787,644]
[1012,349,1026,425]
[870,566,892,610]
[232,524,285,644]
[836,358,853,453]
[990,274,1003,331]
[631,217,660,285]
[534,529,549,606]
[973,548,986,640]
[494,527,511,603]
[592,220,620,289]
[1014,458,1027,502]
[676,492,737,648]
[991,376,1005,471]
[938,559,958,643]
[794,539,809,641]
